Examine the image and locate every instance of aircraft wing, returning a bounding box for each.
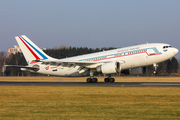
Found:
[40,59,125,68]
[40,60,102,68]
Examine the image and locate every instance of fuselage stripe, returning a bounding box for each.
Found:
[80,49,162,62]
[93,52,162,61]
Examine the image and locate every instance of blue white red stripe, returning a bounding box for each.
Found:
[19,36,48,60]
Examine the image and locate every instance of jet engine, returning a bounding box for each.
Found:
[96,61,121,74]
[122,67,147,75]
[20,65,40,72]
[31,65,40,72]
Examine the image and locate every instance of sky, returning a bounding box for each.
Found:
[0,0,180,58]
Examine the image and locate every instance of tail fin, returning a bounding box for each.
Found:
[15,35,54,64]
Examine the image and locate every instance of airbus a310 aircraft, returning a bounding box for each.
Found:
[7,35,179,83]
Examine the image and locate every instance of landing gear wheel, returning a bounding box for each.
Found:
[104,78,109,82]
[109,78,115,83]
[87,78,92,83]
[87,78,98,83]
[92,78,98,83]
[104,78,115,83]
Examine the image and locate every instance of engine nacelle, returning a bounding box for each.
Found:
[20,65,40,72]
[96,61,121,74]
[122,67,147,75]
[31,65,40,72]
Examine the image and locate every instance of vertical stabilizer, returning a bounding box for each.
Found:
[15,35,54,64]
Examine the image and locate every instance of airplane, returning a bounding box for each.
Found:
[6,35,179,83]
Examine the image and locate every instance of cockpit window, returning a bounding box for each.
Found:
[163,46,172,49]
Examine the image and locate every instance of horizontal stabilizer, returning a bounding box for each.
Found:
[5,65,39,72]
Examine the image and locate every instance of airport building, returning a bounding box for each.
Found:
[8,45,22,57]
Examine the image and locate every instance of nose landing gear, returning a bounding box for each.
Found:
[153,63,158,74]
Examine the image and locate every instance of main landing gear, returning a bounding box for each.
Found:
[104,75,115,83]
[86,69,115,83]
[86,78,98,83]
[104,78,115,83]
[86,69,98,83]
[86,77,115,83]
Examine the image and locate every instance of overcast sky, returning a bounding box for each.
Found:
[0,0,180,58]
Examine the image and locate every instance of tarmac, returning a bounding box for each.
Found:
[0,81,180,87]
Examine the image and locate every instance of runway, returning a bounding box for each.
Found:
[0,81,180,87]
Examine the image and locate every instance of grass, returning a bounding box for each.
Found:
[1,76,180,82]
[0,86,180,119]
[0,77,180,119]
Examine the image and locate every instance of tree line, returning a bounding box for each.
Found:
[0,46,179,76]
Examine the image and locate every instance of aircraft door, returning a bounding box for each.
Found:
[147,48,156,55]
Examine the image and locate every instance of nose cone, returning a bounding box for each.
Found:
[173,48,179,55]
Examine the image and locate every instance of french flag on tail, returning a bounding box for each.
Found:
[15,35,53,64]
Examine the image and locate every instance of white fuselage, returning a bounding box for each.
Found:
[29,43,178,77]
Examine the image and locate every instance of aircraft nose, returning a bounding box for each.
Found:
[173,48,179,55]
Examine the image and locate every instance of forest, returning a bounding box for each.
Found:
[0,46,179,76]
